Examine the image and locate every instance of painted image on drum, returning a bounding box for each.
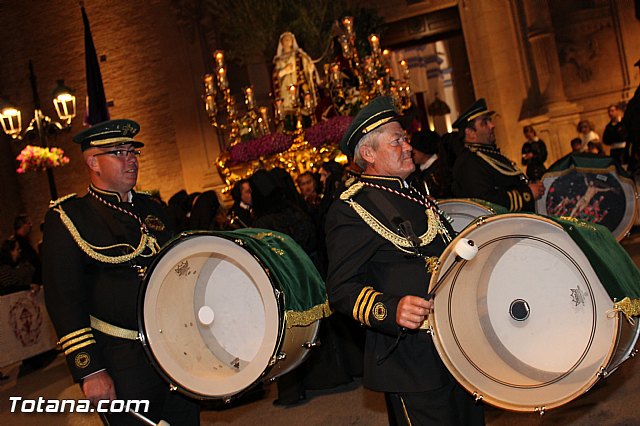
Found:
[545,171,625,231]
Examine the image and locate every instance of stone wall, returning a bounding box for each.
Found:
[0,0,221,238]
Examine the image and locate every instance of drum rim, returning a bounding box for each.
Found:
[437,198,497,214]
[536,167,637,241]
[428,213,619,412]
[137,231,287,400]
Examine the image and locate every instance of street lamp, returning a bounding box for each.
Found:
[0,60,77,199]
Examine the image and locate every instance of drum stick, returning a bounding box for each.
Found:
[426,239,477,300]
[128,410,170,426]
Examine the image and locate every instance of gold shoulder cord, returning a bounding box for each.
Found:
[340,182,444,254]
[53,205,160,264]
[473,150,524,176]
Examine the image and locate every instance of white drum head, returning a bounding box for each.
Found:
[438,199,495,233]
[429,214,618,412]
[141,234,281,399]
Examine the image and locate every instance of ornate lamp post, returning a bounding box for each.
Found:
[0,61,76,199]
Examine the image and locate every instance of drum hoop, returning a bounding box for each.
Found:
[537,167,637,240]
[137,231,288,399]
[446,234,600,388]
[429,213,619,411]
[437,198,496,214]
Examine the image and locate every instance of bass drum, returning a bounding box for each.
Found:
[139,231,321,400]
[428,214,622,413]
[437,199,501,233]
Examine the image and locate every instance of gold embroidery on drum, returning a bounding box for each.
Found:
[271,248,285,256]
[174,260,191,276]
[372,302,387,321]
[75,352,91,368]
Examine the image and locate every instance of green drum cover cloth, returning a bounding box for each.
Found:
[215,228,330,326]
[547,216,640,301]
[547,153,630,177]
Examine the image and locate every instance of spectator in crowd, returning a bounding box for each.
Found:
[622,58,640,173]
[588,141,605,156]
[602,104,628,166]
[577,119,600,152]
[165,190,190,232]
[571,137,583,153]
[408,129,450,198]
[296,171,321,210]
[521,125,548,182]
[227,179,254,228]
[0,237,35,295]
[13,214,41,285]
[187,190,226,231]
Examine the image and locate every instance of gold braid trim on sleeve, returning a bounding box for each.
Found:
[608,297,640,324]
[49,193,77,208]
[53,205,160,264]
[285,300,333,328]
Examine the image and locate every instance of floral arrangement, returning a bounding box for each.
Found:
[305,115,353,148]
[229,132,294,164]
[228,115,353,165]
[16,145,70,174]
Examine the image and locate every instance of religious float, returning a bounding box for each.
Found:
[202,17,414,191]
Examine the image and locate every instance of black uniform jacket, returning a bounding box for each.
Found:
[452,143,535,211]
[325,174,453,393]
[43,186,173,382]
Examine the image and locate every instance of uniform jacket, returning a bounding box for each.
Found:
[325,174,454,393]
[452,143,535,211]
[43,186,173,382]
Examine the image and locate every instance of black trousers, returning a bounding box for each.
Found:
[97,334,200,426]
[385,379,484,426]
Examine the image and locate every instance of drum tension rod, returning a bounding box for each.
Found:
[534,406,546,416]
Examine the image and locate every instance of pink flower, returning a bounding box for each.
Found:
[15,145,70,174]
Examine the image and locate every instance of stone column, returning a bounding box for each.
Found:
[521,0,568,107]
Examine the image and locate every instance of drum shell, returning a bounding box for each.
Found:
[437,198,497,233]
[138,231,319,400]
[428,214,620,412]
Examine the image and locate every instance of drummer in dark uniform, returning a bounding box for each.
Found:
[325,97,484,425]
[43,119,199,425]
[451,99,544,211]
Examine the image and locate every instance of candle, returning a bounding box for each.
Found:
[339,35,351,58]
[244,87,255,110]
[399,59,409,79]
[342,16,353,36]
[331,63,342,85]
[217,67,228,89]
[214,50,225,68]
[369,34,380,58]
[203,74,215,95]
[274,99,283,121]
[304,93,313,111]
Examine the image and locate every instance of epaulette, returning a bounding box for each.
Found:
[135,190,153,197]
[49,193,77,209]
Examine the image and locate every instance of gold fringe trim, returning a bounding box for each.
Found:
[340,181,364,200]
[53,205,160,264]
[558,216,598,231]
[472,150,524,176]
[285,300,332,328]
[608,297,640,324]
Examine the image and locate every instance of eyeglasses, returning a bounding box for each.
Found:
[93,149,142,158]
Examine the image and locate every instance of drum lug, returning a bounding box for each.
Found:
[234,238,245,246]
[472,392,483,403]
[303,339,321,349]
[535,406,546,416]
[269,352,286,366]
[597,366,606,378]
[169,384,178,392]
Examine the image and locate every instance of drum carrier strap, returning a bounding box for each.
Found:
[90,315,139,340]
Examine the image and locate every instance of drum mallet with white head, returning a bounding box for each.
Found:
[129,410,170,426]
[426,238,477,300]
